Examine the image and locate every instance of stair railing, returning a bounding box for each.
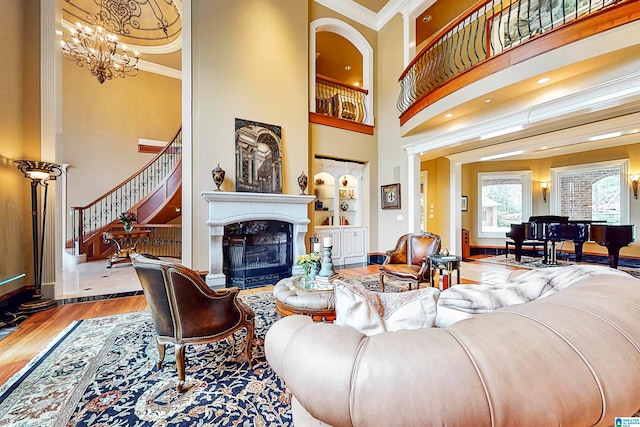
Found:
[69,128,182,256]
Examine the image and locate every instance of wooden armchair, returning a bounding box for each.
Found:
[378,232,441,291]
[131,253,255,392]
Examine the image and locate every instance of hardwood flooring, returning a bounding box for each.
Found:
[0,259,516,387]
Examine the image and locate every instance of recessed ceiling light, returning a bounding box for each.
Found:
[422,15,432,23]
[354,82,360,87]
[480,150,525,161]
[537,77,550,84]
[541,146,548,150]
[344,65,351,71]
[445,113,453,118]
[484,98,492,103]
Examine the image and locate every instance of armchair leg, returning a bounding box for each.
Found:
[175,343,186,393]
[379,273,385,292]
[156,340,166,370]
[245,321,255,366]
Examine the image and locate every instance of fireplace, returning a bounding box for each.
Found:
[201,191,315,289]
[224,220,293,288]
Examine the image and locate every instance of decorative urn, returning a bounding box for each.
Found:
[297,172,308,195]
[212,164,225,191]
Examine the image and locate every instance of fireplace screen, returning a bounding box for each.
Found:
[223,220,293,288]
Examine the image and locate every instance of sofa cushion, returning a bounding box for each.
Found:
[334,279,440,335]
[434,305,474,328]
[438,264,630,314]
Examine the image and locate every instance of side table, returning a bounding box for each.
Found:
[102,228,151,268]
[429,254,462,289]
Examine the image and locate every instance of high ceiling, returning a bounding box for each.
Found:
[61,0,182,70]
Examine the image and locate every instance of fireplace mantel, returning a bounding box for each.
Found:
[201,191,315,288]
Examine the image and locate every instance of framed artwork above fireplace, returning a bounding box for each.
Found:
[234,118,283,193]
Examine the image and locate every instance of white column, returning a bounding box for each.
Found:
[407,153,420,233]
[449,161,463,256]
[182,0,193,267]
[42,0,63,299]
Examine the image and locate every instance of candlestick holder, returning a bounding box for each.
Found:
[316,245,339,284]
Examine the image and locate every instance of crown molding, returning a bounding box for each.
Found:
[314,0,378,30]
[315,0,431,31]
[137,60,182,80]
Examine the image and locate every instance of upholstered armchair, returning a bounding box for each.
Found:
[131,253,255,392]
[378,232,441,291]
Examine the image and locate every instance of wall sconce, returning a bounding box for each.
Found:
[540,182,549,203]
[15,160,63,313]
[632,175,639,199]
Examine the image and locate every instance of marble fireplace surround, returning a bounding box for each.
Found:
[201,191,315,288]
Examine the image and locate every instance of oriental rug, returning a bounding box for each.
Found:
[0,290,291,427]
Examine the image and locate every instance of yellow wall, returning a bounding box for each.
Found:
[461,143,640,258]
[190,0,309,270]
[309,2,380,250]
[0,0,40,297]
[62,62,181,208]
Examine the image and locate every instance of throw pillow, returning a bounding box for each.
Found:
[334,279,440,336]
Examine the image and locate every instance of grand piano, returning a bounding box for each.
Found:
[506,215,636,268]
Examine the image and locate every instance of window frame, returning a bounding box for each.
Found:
[550,159,629,224]
[477,170,532,239]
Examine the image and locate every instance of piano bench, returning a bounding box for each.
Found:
[505,240,546,258]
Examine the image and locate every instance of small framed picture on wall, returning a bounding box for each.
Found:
[461,196,468,212]
[381,183,401,209]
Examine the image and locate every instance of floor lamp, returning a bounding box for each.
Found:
[15,160,63,313]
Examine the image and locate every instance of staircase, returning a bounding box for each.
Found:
[69,128,182,261]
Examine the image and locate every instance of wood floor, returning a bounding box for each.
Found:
[0,260,512,387]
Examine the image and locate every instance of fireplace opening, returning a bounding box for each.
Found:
[223,220,293,289]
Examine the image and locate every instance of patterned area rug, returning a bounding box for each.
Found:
[0,290,291,427]
[356,274,412,292]
[478,255,640,279]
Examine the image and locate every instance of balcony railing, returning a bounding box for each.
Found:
[69,128,182,255]
[398,0,636,123]
[310,74,374,135]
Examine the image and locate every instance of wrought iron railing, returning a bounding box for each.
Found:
[315,74,368,124]
[69,128,182,254]
[398,0,628,116]
[134,224,182,258]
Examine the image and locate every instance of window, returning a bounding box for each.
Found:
[478,171,532,238]
[551,160,629,224]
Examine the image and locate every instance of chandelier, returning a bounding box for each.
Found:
[58,14,139,84]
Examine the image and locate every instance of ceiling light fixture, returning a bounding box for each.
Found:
[484,98,492,103]
[422,15,432,23]
[479,125,524,140]
[445,113,453,118]
[344,65,351,71]
[58,5,139,84]
[589,131,622,141]
[480,150,525,161]
[537,77,550,84]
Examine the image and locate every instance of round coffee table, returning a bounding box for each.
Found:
[273,276,336,322]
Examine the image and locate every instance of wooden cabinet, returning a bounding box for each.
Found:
[316,226,366,266]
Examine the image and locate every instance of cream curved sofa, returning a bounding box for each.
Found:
[265,274,640,427]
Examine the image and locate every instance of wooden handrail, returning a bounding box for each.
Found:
[71,127,182,211]
[316,73,369,94]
